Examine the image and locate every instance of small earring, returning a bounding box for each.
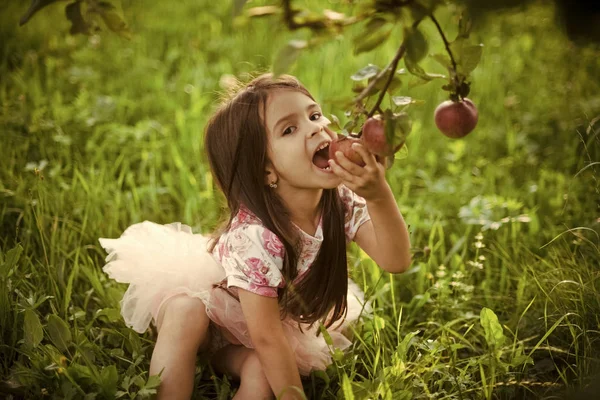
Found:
[269,182,278,189]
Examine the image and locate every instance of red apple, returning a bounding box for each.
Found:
[361,116,389,157]
[361,116,406,157]
[434,98,479,138]
[329,136,365,167]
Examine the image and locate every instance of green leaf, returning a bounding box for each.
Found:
[341,374,355,400]
[393,112,412,142]
[384,109,396,150]
[95,1,131,39]
[353,18,393,55]
[371,69,402,94]
[19,0,61,26]
[431,53,452,69]
[343,119,358,135]
[394,144,408,160]
[23,309,44,348]
[392,96,412,106]
[457,13,473,39]
[145,374,161,390]
[383,109,412,153]
[396,330,420,361]
[404,57,446,82]
[405,28,429,64]
[95,308,121,323]
[100,365,119,397]
[47,314,72,352]
[450,39,483,75]
[510,346,534,367]
[273,39,307,76]
[1,244,23,280]
[318,324,334,347]
[65,1,91,35]
[330,114,341,130]
[480,307,506,349]
[351,64,381,81]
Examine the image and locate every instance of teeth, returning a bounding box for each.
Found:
[316,142,330,152]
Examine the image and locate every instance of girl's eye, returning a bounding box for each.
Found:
[283,126,296,135]
[282,112,321,135]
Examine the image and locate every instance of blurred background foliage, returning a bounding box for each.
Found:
[1,0,599,398]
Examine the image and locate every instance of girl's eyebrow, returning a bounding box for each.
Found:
[273,103,320,133]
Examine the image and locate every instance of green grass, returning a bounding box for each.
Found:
[1,0,599,398]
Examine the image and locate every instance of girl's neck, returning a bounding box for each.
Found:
[279,187,323,235]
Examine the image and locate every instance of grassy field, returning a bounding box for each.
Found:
[1,0,599,398]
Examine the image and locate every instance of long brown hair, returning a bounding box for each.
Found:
[204,73,348,328]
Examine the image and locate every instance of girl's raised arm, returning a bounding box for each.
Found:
[238,289,304,399]
[330,143,412,273]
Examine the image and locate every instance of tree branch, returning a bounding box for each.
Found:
[357,18,423,119]
[366,43,407,118]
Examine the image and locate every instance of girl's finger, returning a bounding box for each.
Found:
[333,151,365,176]
[328,159,356,183]
[351,143,378,169]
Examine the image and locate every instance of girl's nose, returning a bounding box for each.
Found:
[308,119,328,138]
[308,123,322,137]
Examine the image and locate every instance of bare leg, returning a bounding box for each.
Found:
[150,295,211,400]
[212,345,274,400]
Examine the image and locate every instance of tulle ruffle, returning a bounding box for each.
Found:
[99,221,371,375]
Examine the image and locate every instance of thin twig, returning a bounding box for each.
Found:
[429,13,458,75]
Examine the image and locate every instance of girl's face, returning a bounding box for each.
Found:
[264,90,341,191]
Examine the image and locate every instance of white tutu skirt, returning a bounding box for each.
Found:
[99,221,370,375]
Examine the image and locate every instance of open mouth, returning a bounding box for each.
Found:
[312,142,331,171]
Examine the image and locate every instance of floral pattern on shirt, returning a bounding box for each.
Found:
[338,185,371,243]
[212,185,371,297]
[262,229,284,259]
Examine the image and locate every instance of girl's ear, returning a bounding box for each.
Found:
[264,162,278,185]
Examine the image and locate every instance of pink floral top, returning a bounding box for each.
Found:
[211,185,371,298]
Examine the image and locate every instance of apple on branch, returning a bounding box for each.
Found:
[434,98,479,138]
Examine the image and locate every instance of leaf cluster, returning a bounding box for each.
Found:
[20,0,131,38]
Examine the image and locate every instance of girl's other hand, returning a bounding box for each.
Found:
[328,143,390,202]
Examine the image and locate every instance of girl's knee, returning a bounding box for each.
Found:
[240,352,271,394]
[156,295,209,335]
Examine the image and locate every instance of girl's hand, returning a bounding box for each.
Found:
[328,143,390,202]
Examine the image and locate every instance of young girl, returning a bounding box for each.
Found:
[99,73,411,400]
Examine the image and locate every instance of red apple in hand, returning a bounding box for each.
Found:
[330,136,365,167]
[434,98,479,138]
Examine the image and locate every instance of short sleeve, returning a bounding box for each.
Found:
[220,225,285,297]
[338,185,371,243]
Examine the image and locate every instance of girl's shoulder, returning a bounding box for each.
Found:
[219,204,285,259]
[230,204,263,230]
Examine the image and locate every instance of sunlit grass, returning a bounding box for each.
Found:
[1,0,599,398]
